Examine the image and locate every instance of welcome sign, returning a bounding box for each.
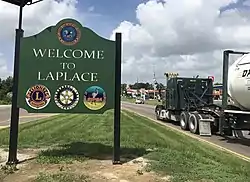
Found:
[17,18,116,114]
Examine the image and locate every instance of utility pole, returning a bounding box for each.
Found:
[136,76,139,97]
[153,64,157,99]
[2,0,44,165]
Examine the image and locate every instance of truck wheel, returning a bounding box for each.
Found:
[223,128,233,136]
[155,105,163,120]
[180,111,190,130]
[188,113,202,134]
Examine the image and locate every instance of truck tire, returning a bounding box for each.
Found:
[223,128,233,136]
[180,111,190,130]
[188,113,202,134]
[155,105,164,120]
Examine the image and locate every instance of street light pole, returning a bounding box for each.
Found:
[6,0,24,165]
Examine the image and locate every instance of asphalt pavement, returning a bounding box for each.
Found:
[0,105,56,128]
[121,101,250,159]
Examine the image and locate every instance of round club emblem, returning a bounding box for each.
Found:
[54,85,79,110]
[57,22,81,45]
[25,85,51,110]
[84,86,106,110]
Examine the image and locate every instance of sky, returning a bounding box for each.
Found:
[1,0,250,84]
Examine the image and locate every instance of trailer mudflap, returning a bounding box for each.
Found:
[199,118,213,136]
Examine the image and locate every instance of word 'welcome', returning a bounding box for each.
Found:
[33,48,105,60]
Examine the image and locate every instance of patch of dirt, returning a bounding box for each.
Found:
[0,148,39,167]
[0,148,171,182]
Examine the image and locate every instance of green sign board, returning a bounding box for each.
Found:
[17,18,117,114]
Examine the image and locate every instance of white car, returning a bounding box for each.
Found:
[135,98,144,104]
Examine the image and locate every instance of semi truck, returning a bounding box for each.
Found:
[155,50,250,136]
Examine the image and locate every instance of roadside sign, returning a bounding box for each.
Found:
[18,18,118,114]
[16,18,122,164]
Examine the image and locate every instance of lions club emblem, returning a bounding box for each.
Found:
[25,85,51,110]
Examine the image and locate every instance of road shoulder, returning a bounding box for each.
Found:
[122,107,250,162]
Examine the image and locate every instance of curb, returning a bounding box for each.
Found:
[0,105,11,108]
[0,126,9,129]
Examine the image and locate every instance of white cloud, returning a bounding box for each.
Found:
[0,0,84,78]
[0,0,83,41]
[111,0,250,84]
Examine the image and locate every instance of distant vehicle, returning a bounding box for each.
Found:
[135,98,144,104]
[213,85,222,100]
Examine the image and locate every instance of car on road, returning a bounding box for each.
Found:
[135,98,144,104]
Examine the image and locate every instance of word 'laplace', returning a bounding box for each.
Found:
[33,48,105,60]
[38,72,98,82]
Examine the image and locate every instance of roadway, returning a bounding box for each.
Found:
[0,105,56,128]
[121,102,250,159]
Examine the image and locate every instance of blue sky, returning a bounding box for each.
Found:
[80,0,249,38]
[3,0,148,72]
[2,0,248,74]
[220,0,250,14]
[78,0,148,38]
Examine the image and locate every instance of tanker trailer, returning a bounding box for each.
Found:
[227,53,250,110]
[155,50,250,137]
[221,50,250,136]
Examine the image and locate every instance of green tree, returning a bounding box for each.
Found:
[121,83,127,95]
[0,76,13,104]
[214,82,222,85]
[156,83,165,90]
[129,82,154,90]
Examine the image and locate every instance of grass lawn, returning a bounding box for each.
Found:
[0,100,10,105]
[0,110,249,181]
[121,97,160,105]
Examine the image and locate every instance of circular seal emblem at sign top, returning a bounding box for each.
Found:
[57,22,81,45]
[83,86,106,110]
[54,85,79,110]
[25,85,51,110]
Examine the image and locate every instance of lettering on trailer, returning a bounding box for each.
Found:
[17,18,116,114]
[242,70,250,77]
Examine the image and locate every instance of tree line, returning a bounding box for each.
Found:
[121,82,165,91]
[0,76,165,104]
[0,76,13,104]
[121,81,221,91]
[0,76,222,104]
